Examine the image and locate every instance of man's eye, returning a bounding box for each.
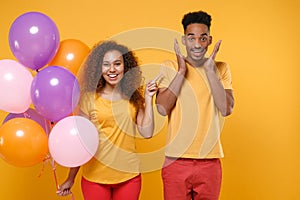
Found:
[200,37,207,41]
[188,37,194,41]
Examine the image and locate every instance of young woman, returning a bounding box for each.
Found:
[57,40,159,200]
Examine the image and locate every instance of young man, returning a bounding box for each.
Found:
[156,10,234,200]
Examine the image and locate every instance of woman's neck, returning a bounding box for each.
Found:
[99,85,123,101]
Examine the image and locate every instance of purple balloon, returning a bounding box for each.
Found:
[31,66,80,122]
[8,12,60,70]
[2,108,50,134]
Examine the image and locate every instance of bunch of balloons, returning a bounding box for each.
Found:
[0,12,98,168]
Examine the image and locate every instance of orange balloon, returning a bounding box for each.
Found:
[0,118,48,167]
[48,39,90,75]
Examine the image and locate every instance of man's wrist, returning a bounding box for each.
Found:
[178,69,186,76]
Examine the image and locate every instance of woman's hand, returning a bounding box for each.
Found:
[56,179,74,196]
[144,73,162,99]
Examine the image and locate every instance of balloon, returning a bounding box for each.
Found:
[31,66,80,122]
[8,12,60,70]
[3,108,50,134]
[48,116,99,167]
[0,118,48,167]
[0,59,33,113]
[48,39,90,75]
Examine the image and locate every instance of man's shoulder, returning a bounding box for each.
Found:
[215,61,230,72]
[215,60,228,67]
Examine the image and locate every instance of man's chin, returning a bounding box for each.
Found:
[191,56,205,62]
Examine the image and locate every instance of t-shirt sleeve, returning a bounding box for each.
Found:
[79,92,93,116]
[216,62,233,90]
[159,60,178,88]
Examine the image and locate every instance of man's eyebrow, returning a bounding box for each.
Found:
[186,33,208,36]
[187,33,195,36]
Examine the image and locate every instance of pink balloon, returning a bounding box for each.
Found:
[48,116,99,167]
[0,59,33,113]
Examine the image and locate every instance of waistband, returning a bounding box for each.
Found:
[166,156,219,162]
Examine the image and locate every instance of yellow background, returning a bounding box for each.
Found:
[1,0,300,199]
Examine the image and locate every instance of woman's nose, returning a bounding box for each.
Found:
[108,64,116,71]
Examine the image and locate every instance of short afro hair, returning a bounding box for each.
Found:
[182,11,212,32]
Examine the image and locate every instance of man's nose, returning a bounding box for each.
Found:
[194,39,202,48]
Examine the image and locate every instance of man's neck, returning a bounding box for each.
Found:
[186,57,208,68]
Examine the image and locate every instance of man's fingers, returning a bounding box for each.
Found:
[174,38,187,61]
[210,40,222,60]
[174,38,181,56]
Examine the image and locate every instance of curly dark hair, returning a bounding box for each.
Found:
[78,40,145,110]
[182,10,212,32]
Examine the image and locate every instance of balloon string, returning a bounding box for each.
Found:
[45,120,53,137]
[51,158,60,191]
[23,111,30,118]
[37,154,51,178]
[37,124,75,200]
[52,160,75,200]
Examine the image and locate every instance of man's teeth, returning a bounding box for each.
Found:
[192,49,203,53]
